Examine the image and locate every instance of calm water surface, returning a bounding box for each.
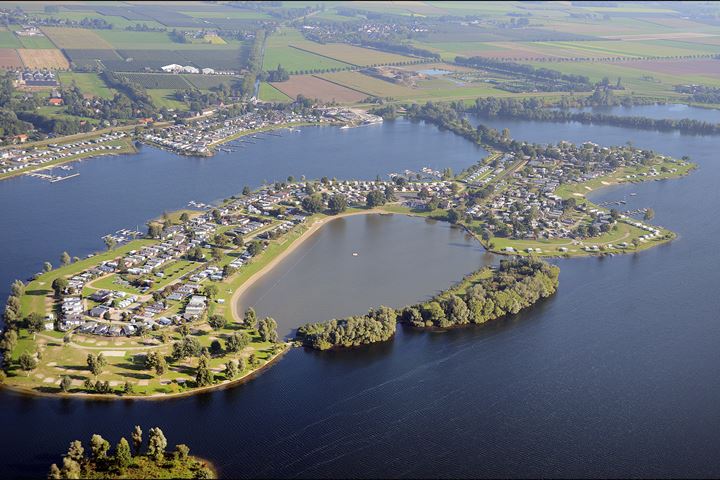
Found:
[3,108,720,477]
[237,213,491,337]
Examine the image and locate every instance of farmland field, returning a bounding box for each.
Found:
[16,34,54,49]
[17,49,69,70]
[271,75,368,103]
[263,29,350,73]
[147,89,187,110]
[288,42,417,67]
[116,72,193,90]
[319,71,419,98]
[258,82,292,102]
[57,72,116,99]
[63,49,124,70]
[0,28,22,48]
[41,27,114,49]
[0,48,23,69]
[182,74,242,90]
[97,30,243,50]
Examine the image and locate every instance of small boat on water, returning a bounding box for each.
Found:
[352,252,359,256]
[630,193,637,196]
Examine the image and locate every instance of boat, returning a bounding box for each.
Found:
[352,252,359,256]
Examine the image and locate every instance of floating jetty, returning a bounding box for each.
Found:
[27,172,80,183]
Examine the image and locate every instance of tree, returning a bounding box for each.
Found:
[447,209,460,224]
[104,237,117,251]
[90,434,110,460]
[175,444,190,464]
[52,277,68,298]
[0,329,17,353]
[203,284,219,300]
[67,440,84,462]
[195,353,214,387]
[26,312,45,333]
[147,223,162,239]
[43,262,53,273]
[61,251,71,266]
[301,193,324,213]
[147,427,167,463]
[179,212,190,223]
[384,184,396,202]
[19,351,37,372]
[327,193,348,214]
[131,426,143,456]
[10,279,25,297]
[247,240,263,257]
[242,186,251,195]
[366,190,386,208]
[115,438,132,471]
[258,317,278,343]
[208,314,226,330]
[225,360,239,380]
[48,463,62,479]
[225,331,250,353]
[123,381,134,395]
[145,351,167,376]
[244,307,257,329]
[61,457,81,479]
[60,375,72,392]
[87,352,107,376]
[644,208,655,220]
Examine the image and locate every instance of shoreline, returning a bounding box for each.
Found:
[0,342,291,402]
[230,208,385,323]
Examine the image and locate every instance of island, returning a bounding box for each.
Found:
[47,425,215,479]
[0,108,696,398]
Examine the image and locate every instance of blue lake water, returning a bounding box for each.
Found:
[3,107,720,477]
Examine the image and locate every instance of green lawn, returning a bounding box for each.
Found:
[148,89,188,110]
[259,82,292,102]
[17,35,54,49]
[57,72,116,99]
[0,29,21,48]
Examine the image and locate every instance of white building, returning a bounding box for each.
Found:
[161,64,183,73]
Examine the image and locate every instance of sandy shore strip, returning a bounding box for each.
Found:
[230,208,384,322]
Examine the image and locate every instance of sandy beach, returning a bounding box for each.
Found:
[230,208,384,322]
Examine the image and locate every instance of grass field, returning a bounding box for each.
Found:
[148,89,188,110]
[41,27,114,49]
[97,30,243,50]
[57,72,116,99]
[0,28,22,48]
[16,35,55,49]
[258,82,292,102]
[17,48,69,69]
[263,29,351,73]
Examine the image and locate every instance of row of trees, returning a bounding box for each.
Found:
[399,258,559,328]
[296,306,397,350]
[48,426,212,479]
[471,96,720,135]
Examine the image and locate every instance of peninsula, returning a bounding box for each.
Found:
[0,114,695,398]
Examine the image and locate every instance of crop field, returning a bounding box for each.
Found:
[115,72,193,90]
[179,49,248,71]
[319,71,418,98]
[182,74,242,90]
[272,75,368,103]
[0,28,21,48]
[288,42,416,67]
[16,35,54,49]
[63,49,124,70]
[263,29,350,73]
[614,59,720,79]
[258,82,292,102]
[57,72,115,99]
[41,27,114,49]
[17,48,69,69]
[97,30,243,50]
[0,48,23,69]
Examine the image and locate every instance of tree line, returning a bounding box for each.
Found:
[47,426,213,479]
[296,258,559,350]
[471,96,720,135]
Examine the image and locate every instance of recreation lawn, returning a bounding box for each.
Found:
[58,72,116,99]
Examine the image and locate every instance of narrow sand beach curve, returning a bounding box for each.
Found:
[230,208,384,323]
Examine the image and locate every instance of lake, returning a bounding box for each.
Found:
[3,106,720,477]
[236,213,491,337]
